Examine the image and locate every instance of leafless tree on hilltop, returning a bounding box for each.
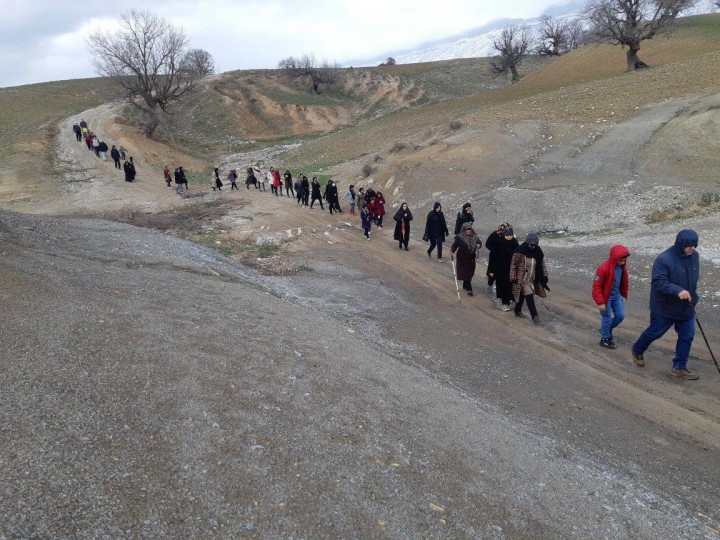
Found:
[278,54,340,94]
[180,49,215,76]
[87,10,213,137]
[585,0,697,72]
[490,25,533,83]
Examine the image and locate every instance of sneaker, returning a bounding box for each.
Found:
[631,350,645,367]
[467,290,474,296]
[672,368,699,380]
[404,246,409,251]
[486,285,494,294]
[532,315,541,324]
[501,304,511,312]
[599,338,617,350]
[437,258,444,263]
[514,311,525,318]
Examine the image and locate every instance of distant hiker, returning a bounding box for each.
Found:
[373,192,386,228]
[485,223,510,294]
[92,136,100,156]
[98,140,108,161]
[454,202,474,235]
[111,145,121,169]
[423,202,449,262]
[393,202,413,251]
[344,185,356,215]
[212,167,223,191]
[356,187,367,212]
[79,119,88,130]
[284,170,294,197]
[182,168,189,191]
[487,225,519,311]
[360,204,372,240]
[324,180,341,214]
[269,167,278,195]
[228,169,238,190]
[175,167,186,193]
[510,232,549,324]
[163,165,172,187]
[119,146,127,160]
[310,177,324,209]
[593,245,630,350]
[295,175,303,204]
[450,222,482,295]
[631,230,700,380]
[72,122,82,142]
[246,167,257,189]
[301,175,310,206]
[271,167,282,196]
[85,133,93,151]
[256,167,266,191]
[365,187,376,203]
[123,157,136,182]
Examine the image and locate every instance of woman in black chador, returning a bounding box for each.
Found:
[393,202,413,251]
[310,177,324,209]
[486,225,519,310]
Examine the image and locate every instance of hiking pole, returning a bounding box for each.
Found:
[692,305,720,376]
[451,257,461,303]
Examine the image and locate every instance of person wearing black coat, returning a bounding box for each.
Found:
[450,222,482,295]
[110,145,121,169]
[301,176,310,206]
[284,170,294,198]
[72,122,82,141]
[486,225,519,309]
[393,202,413,251]
[423,202,449,261]
[454,202,474,235]
[485,221,510,291]
[123,157,136,182]
[245,167,257,189]
[310,177,324,209]
[324,180,342,214]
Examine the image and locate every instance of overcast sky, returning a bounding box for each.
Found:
[0,0,577,88]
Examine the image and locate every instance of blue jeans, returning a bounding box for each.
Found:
[600,294,625,339]
[633,312,695,370]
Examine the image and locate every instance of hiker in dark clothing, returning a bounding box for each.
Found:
[487,225,519,310]
[72,122,82,141]
[393,202,413,251]
[510,232,549,324]
[284,170,294,197]
[98,140,109,161]
[111,145,121,169]
[123,157,136,182]
[301,175,310,206]
[485,222,510,293]
[310,177,324,209]
[175,167,186,193]
[228,169,239,190]
[451,222,482,295]
[454,202,474,235]
[423,202,449,262]
[79,119,88,130]
[246,167,257,189]
[212,167,223,191]
[324,180,341,214]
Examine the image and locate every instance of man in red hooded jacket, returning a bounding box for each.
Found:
[592,245,630,349]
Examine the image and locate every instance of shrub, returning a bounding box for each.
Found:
[699,192,719,207]
[450,120,463,130]
[389,141,406,153]
[361,164,374,177]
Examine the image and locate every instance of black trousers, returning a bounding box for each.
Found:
[514,293,538,317]
[496,275,513,305]
[113,158,121,169]
[462,280,473,291]
[286,184,294,197]
[427,237,443,258]
[310,196,323,209]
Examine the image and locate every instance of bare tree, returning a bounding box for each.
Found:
[87,10,209,137]
[278,54,340,93]
[585,0,697,72]
[537,15,570,56]
[180,48,215,76]
[385,57,397,65]
[566,19,589,50]
[490,25,533,83]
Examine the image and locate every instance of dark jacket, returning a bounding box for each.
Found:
[123,160,136,181]
[486,232,519,278]
[424,203,449,241]
[110,147,120,160]
[454,205,474,235]
[311,180,322,199]
[450,235,480,281]
[284,171,292,186]
[649,230,699,320]
[393,207,413,242]
[510,243,549,303]
[324,182,339,203]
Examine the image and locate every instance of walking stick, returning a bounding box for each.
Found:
[451,256,461,303]
[693,307,720,375]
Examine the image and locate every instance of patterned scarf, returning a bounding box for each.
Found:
[459,223,480,252]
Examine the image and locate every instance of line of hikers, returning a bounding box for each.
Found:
[72,119,135,182]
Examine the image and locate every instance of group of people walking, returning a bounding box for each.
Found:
[72,119,135,182]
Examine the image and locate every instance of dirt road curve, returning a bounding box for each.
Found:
[0,106,719,538]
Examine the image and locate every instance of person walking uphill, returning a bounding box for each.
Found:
[228,169,239,190]
[123,157,136,182]
[510,233,549,324]
[324,180,342,214]
[393,202,413,251]
[344,185,357,215]
[111,145,122,169]
[284,170,294,198]
[450,222,482,295]
[631,230,701,380]
[454,202,474,235]
[310,177,324,209]
[593,245,630,349]
[487,225,519,310]
[486,223,510,293]
[423,202,449,262]
[211,168,223,191]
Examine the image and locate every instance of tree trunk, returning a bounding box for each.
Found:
[626,44,648,72]
[510,65,520,83]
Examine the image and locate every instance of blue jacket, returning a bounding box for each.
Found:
[649,229,699,320]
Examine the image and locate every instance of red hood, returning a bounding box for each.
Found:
[609,244,630,266]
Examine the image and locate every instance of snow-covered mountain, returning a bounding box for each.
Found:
[359,0,720,66]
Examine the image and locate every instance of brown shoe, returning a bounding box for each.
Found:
[631,350,645,367]
[672,368,699,380]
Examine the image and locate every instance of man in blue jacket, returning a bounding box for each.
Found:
[631,230,700,379]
